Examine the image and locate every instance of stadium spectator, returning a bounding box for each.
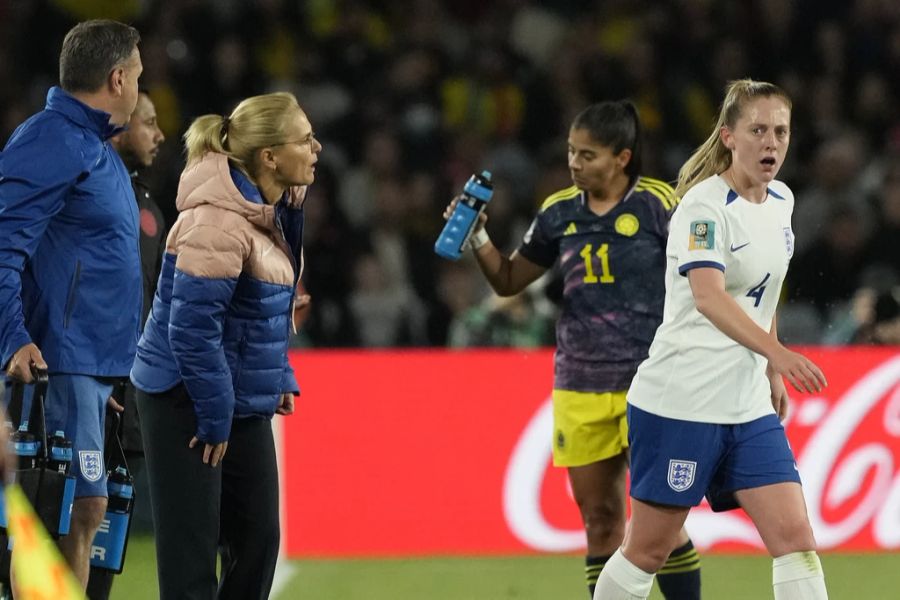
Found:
[290,163,360,347]
[447,286,555,348]
[788,201,871,320]
[129,92,316,599]
[863,159,900,280]
[823,264,900,346]
[444,100,701,598]
[0,19,143,590]
[87,89,166,600]
[0,2,898,348]
[596,80,828,600]
[792,132,872,255]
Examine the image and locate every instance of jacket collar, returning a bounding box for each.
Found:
[230,166,273,206]
[45,86,124,140]
[176,153,278,231]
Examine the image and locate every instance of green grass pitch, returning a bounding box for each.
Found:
[112,535,899,598]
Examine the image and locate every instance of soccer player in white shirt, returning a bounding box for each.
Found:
[594,80,829,600]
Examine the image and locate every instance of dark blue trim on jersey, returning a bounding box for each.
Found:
[678,260,725,276]
[726,187,784,204]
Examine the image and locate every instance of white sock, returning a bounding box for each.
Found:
[773,551,828,599]
[593,549,655,600]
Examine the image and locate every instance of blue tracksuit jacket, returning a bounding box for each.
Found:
[0,87,142,375]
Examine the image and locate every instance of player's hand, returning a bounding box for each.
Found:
[276,392,295,416]
[287,185,308,208]
[107,395,125,413]
[767,370,790,421]
[190,436,228,467]
[5,343,47,383]
[292,293,312,332]
[767,346,827,394]
[442,196,488,231]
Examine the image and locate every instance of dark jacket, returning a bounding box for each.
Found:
[119,172,166,453]
[135,174,166,326]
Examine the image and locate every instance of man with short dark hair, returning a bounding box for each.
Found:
[86,90,166,600]
[0,19,143,589]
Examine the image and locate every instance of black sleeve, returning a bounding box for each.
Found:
[516,212,558,268]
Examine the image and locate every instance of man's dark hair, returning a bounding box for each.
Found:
[59,19,140,93]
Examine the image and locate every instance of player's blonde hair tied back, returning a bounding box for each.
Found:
[675,79,792,198]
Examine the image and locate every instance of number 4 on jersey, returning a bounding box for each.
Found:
[746,272,771,307]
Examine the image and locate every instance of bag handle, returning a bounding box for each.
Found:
[7,366,50,460]
[103,380,130,473]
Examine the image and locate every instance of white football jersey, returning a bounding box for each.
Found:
[628,175,795,423]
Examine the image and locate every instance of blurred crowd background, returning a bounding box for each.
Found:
[1,0,898,348]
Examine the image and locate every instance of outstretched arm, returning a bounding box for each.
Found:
[443,200,547,296]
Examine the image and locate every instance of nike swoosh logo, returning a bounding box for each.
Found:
[262,243,276,256]
[730,242,750,252]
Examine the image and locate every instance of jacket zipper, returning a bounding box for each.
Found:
[63,260,82,328]
[274,210,299,326]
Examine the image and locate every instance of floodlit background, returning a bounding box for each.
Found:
[2,0,898,350]
[1,1,899,598]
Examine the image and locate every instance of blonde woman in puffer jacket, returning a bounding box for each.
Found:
[130,92,320,600]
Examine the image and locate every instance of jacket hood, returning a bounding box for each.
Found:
[176,152,277,230]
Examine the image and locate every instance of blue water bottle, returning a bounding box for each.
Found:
[10,423,39,470]
[90,465,134,572]
[48,430,73,475]
[435,170,494,260]
[107,466,134,514]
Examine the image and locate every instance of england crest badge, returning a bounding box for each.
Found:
[667,459,697,492]
[79,450,104,482]
[783,227,794,257]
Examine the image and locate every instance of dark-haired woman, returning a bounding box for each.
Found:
[442,101,700,599]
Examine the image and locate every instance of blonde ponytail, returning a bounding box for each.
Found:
[675,79,792,198]
[184,114,228,165]
[182,92,303,171]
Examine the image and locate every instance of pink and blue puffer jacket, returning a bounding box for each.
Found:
[131,152,304,444]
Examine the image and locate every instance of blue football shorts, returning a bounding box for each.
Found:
[18,374,113,498]
[627,403,801,512]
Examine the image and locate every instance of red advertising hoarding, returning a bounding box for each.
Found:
[281,347,900,556]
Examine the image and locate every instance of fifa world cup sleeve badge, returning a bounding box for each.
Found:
[688,220,715,250]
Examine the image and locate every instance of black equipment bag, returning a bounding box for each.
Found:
[0,369,77,587]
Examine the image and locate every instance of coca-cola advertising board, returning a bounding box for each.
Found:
[281,347,900,556]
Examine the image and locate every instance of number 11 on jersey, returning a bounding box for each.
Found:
[580,243,615,284]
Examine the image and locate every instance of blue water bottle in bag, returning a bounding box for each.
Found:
[48,430,73,475]
[90,465,134,573]
[10,423,39,470]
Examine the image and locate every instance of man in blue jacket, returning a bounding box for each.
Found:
[0,19,143,589]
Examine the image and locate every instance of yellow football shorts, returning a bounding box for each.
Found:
[551,389,629,467]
